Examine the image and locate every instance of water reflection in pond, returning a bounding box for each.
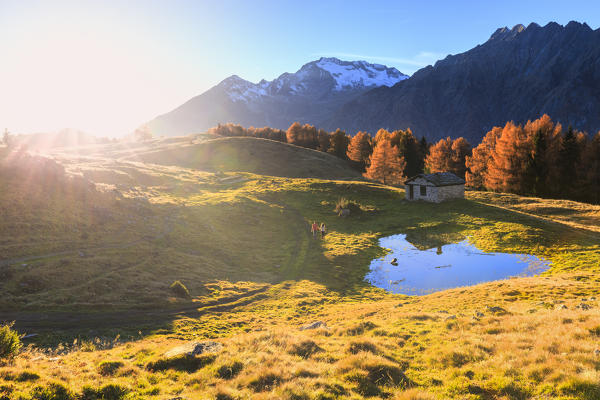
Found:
[365,234,550,295]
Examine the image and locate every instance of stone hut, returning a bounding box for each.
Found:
[404,172,465,203]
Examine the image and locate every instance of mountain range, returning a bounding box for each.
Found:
[146,21,600,143]
[146,58,407,137]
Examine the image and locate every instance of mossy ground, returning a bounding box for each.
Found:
[1,138,599,399]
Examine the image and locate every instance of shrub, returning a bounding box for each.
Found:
[0,323,21,359]
[334,197,362,216]
[170,280,191,298]
[289,340,324,359]
[216,360,244,379]
[146,354,215,372]
[30,382,75,400]
[97,361,124,376]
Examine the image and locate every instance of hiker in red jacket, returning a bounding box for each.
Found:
[311,221,319,238]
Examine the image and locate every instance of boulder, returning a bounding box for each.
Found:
[164,341,222,358]
[300,321,327,330]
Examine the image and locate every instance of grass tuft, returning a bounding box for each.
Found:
[146,354,215,372]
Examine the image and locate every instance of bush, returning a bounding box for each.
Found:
[0,323,21,359]
[97,361,124,376]
[334,197,362,216]
[30,382,75,400]
[216,360,244,379]
[169,280,191,298]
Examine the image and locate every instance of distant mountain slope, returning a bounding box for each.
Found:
[146,58,407,136]
[326,21,600,142]
[127,137,361,179]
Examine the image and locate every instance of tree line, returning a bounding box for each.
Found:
[209,115,600,204]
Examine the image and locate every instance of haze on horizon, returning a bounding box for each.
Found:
[1,0,600,138]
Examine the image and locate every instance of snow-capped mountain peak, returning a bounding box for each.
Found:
[314,57,408,90]
[219,57,408,103]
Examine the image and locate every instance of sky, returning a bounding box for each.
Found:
[1,0,600,138]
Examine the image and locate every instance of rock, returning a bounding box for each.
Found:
[594,349,600,357]
[576,303,592,310]
[556,304,568,310]
[390,258,398,265]
[438,310,449,314]
[339,209,350,217]
[475,311,485,318]
[445,315,457,320]
[300,321,327,330]
[164,341,223,358]
[590,297,597,301]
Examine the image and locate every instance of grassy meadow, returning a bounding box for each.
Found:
[1,137,600,399]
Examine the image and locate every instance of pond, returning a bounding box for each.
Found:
[365,234,550,295]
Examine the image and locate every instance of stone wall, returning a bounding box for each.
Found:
[405,179,464,203]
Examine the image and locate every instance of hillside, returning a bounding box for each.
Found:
[123,136,362,179]
[327,21,600,142]
[145,58,407,136]
[1,142,600,398]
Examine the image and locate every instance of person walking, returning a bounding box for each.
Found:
[320,222,326,239]
[311,221,319,238]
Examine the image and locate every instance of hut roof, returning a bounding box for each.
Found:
[405,172,465,187]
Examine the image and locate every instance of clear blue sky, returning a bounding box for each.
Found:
[1,0,599,137]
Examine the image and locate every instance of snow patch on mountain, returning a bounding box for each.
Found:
[221,57,408,102]
[315,58,408,90]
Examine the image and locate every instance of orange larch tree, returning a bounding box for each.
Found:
[364,139,406,185]
[466,126,502,188]
[346,131,373,171]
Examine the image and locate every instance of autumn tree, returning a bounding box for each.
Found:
[286,122,318,149]
[364,139,406,185]
[425,137,471,178]
[484,122,531,193]
[346,131,373,171]
[466,127,502,188]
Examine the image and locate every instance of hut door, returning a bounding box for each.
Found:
[409,185,414,199]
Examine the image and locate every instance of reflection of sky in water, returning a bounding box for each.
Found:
[365,234,550,295]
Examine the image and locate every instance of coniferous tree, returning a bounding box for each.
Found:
[364,139,406,185]
[484,122,531,193]
[328,129,350,159]
[465,127,502,189]
[346,131,373,171]
[425,137,470,178]
[557,126,581,197]
[316,129,330,152]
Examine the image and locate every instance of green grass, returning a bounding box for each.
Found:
[1,137,600,399]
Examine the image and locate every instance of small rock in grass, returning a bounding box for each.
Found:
[556,304,568,310]
[475,311,485,318]
[594,349,600,357]
[576,303,592,310]
[164,341,222,358]
[445,315,457,320]
[300,321,327,330]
